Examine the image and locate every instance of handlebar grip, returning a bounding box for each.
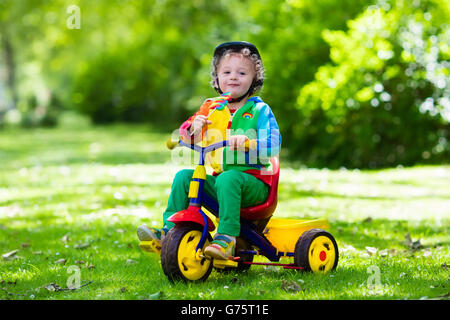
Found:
[244,139,257,151]
[166,138,180,150]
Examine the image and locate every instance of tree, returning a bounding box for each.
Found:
[293,0,449,168]
[0,0,70,125]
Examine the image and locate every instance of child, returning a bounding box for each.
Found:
[137,41,281,260]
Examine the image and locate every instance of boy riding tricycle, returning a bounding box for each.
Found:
[137,41,338,282]
[138,137,338,282]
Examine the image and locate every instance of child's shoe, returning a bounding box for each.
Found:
[204,234,236,260]
[136,225,168,244]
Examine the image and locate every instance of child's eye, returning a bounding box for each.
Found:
[240,72,246,75]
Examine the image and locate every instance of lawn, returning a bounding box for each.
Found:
[0,113,449,300]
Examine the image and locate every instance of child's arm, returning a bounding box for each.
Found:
[221,104,281,172]
[256,104,282,159]
[179,100,212,144]
[179,93,232,144]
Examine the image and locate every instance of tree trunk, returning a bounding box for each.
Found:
[0,25,18,110]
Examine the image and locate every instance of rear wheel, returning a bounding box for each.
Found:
[294,228,338,273]
[161,223,213,282]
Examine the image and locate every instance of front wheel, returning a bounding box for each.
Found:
[294,228,338,274]
[161,223,213,282]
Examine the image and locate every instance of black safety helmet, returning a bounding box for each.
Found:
[211,41,264,102]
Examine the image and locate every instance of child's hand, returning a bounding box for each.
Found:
[228,135,249,150]
[190,115,212,136]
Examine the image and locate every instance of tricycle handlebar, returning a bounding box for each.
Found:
[166,139,180,150]
[166,137,257,153]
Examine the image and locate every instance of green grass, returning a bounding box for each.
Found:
[0,113,449,300]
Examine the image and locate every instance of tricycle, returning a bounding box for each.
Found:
[139,137,339,282]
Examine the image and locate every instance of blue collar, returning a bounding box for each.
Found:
[248,96,263,103]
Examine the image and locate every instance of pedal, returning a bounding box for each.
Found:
[213,257,239,269]
[139,240,161,255]
[198,254,212,261]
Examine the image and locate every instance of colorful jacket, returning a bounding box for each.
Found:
[179,96,281,186]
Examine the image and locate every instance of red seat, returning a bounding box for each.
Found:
[240,157,280,220]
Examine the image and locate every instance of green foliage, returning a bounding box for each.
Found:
[0,0,448,167]
[294,0,449,168]
[68,0,246,124]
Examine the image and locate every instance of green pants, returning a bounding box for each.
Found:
[162,169,269,236]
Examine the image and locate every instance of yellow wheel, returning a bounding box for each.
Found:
[161,223,213,282]
[294,229,338,273]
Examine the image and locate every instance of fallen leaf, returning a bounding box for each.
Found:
[44,281,93,292]
[147,291,163,300]
[365,246,378,256]
[44,283,61,292]
[404,233,423,250]
[126,259,137,265]
[55,259,66,265]
[21,243,30,249]
[389,248,398,256]
[379,249,389,257]
[74,243,91,249]
[2,250,19,261]
[61,234,70,243]
[281,280,304,293]
[75,260,85,264]
[32,251,43,255]
[340,245,356,253]
[412,240,423,250]
[422,249,432,257]
[404,233,412,246]
[437,292,450,299]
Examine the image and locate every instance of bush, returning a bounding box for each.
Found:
[290,0,449,168]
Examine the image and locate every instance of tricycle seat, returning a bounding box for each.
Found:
[240,157,280,221]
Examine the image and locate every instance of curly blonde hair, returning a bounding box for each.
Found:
[210,47,264,95]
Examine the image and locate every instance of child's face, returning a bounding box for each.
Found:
[216,54,256,100]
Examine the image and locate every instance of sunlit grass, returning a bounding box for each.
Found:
[0,114,449,300]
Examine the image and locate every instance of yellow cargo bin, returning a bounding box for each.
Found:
[265,218,330,253]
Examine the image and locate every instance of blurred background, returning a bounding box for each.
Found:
[0,0,448,169]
